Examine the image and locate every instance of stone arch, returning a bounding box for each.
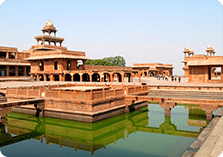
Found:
[112,72,122,82]
[65,74,71,81]
[150,72,154,77]
[73,73,80,81]
[54,74,59,81]
[103,73,111,82]
[92,73,100,82]
[9,66,16,76]
[83,73,90,82]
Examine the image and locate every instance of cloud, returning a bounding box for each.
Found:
[218,151,223,157]
[0,0,6,7]
[217,0,223,6]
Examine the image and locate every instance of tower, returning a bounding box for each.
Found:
[35,20,64,47]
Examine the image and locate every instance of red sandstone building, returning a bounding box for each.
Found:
[182,45,223,83]
[1,20,174,82]
[132,63,174,77]
[24,20,134,83]
[0,46,30,78]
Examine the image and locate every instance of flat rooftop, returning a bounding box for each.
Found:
[55,86,110,91]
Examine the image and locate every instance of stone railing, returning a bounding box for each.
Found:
[6,87,42,98]
[45,88,124,101]
[126,85,149,95]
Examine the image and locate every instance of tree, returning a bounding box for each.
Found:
[85,56,126,67]
[103,56,126,67]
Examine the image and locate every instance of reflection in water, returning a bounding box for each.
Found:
[0,104,210,157]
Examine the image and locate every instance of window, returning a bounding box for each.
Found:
[54,61,58,70]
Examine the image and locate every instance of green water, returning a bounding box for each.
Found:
[0,104,209,157]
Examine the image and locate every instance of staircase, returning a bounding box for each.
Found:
[0,95,6,103]
[148,89,223,100]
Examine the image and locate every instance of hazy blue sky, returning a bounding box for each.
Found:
[0,0,223,75]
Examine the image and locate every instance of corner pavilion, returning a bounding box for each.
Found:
[182,45,223,83]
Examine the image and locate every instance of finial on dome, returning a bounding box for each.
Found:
[185,46,189,50]
[45,19,54,27]
[208,44,211,48]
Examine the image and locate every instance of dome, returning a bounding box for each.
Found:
[45,20,54,27]
[189,48,194,54]
[185,46,189,50]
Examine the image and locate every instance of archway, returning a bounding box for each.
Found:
[73,73,80,81]
[150,72,154,77]
[104,73,110,82]
[18,66,24,76]
[92,73,100,82]
[9,66,15,76]
[112,73,122,82]
[65,74,71,81]
[83,73,90,82]
[54,74,59,81]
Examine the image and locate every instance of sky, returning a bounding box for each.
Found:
[0,0,223,75]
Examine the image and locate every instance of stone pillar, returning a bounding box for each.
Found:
[138,72,141,82]
[200,104,219,120]
[37,75,40,81]
[221,65,223,82]
[164,108,171,117]
[6,66,9,76]
[71,74,74,82]
[6,51,9,59]
[159,101,176,117]
[59,74,63,81]
[90,74,92,82]
[83,60,86,70]
[24,66,27,76]
[44,75,47,81]
[50,75,53,81]
[122,73,125,82]
[30,74,34,81]
[15,52,18,59]
[80,73,83,82]
[206,110,213,120]
[15,66,18,76]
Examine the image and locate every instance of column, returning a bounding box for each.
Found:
[130,75,133,82]
[90,74,92,82]
[6,66,9,76]
[15,66,18,76]
[221,66,223,82]
[24,66,27,76]
[80,73,83,82]
[83,60,86,70]
[138,72,141,82]
[37,75,40,81]
[15,52,18,59]
[71,73,74,82]
[121,73,124,82]
[59,74,62,81]
[30,74,34,81]
[50,75,53,81]
[44,75,47,81]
